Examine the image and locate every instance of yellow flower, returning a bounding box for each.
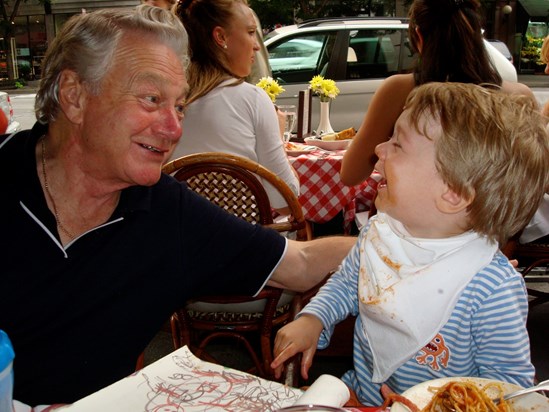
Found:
[256,76,285,103]
[309,75,340,102]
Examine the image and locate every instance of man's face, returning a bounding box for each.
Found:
[80,32,187,188]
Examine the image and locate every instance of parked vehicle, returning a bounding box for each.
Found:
[0,91,21,134]
[265,17,518,132]
[487,39,513,63]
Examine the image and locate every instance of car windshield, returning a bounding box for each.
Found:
[269,37,324,71]
[487,40,512,60]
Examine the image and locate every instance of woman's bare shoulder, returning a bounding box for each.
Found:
[501,80,538,106]
[372,73,415,105]
[501,80,534,97]
[380,73,415,91]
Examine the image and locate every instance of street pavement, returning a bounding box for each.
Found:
[3,74,549,95]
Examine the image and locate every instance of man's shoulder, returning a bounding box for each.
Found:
[0,129,33,160]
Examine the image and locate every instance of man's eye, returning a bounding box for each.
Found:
[145,96,159,104]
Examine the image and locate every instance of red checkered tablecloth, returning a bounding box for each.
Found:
[289,149,381,233]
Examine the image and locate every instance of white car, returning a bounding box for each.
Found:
[265,18,517,132]
[0,91,22,134]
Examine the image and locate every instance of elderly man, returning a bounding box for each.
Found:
[0,6,354,406]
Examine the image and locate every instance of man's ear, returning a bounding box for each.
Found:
[437,187,472,214]
[57,69,87,124]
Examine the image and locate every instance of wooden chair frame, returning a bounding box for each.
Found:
[162,152,313,379]
[503,230,549,309]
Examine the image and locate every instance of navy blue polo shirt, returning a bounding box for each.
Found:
[0,124,286,406]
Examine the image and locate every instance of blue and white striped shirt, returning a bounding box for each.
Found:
[301,227,534,406]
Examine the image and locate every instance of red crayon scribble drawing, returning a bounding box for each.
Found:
[140,349,301,411]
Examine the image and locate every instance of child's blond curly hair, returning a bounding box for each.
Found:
[405,82,549,246]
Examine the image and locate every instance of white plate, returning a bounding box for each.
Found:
[285,142,316,156]
[304,137,352,151]
[286,148,315,156]
[391,377,549,412]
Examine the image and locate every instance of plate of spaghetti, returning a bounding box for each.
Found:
[389,377,549,412]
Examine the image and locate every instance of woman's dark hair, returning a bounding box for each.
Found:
[408,0,502,86]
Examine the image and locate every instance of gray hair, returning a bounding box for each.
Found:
[35,5,189,123]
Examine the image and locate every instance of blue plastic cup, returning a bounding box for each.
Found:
[0,330,15,412]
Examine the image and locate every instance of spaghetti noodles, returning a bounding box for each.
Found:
[422,380,511,412]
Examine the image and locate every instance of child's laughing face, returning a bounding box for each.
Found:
[373,109,450,238]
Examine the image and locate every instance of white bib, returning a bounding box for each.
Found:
[358,213,497,382]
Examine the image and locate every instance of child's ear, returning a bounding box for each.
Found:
[437,187,472,214]
[58,69,87,124]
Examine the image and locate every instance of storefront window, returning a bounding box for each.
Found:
[13,16,32,80]
[0,42,7,80]
[29,15,46,79]
[520,21,548,74]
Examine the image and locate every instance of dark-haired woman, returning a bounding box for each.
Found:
[340,0,536,187]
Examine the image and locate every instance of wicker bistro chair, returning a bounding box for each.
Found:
[503,232,549,308]
[162,152,313,380]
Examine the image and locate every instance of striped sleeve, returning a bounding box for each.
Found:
[466,253,534,387]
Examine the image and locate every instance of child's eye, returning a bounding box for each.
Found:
[388,135,401,148]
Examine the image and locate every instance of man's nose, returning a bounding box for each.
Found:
[157,107,182,140]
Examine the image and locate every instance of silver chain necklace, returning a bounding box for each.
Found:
[41,136,75,240]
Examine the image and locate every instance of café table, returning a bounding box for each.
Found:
[288,148,381,234]
[23,346,383,411]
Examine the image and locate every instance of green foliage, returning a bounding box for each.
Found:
[250,0,400,29]
[521,35,544,66]
[249,0,294,29]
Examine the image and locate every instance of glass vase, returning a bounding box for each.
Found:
[317,100,334,136]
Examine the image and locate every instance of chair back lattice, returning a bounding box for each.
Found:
[503,230,549,308]
[175,168,272,226]
[164,152,309,240]
[162,152,311,380]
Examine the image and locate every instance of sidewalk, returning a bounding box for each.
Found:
[519,73,549,88]
[2,80,40,94]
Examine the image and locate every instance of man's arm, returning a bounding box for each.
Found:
[267,236,356,292]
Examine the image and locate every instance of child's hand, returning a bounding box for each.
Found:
[271,314,324,380]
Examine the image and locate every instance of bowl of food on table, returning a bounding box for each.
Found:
[305,127,356,151]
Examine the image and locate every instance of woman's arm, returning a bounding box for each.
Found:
[340,74,415,186]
